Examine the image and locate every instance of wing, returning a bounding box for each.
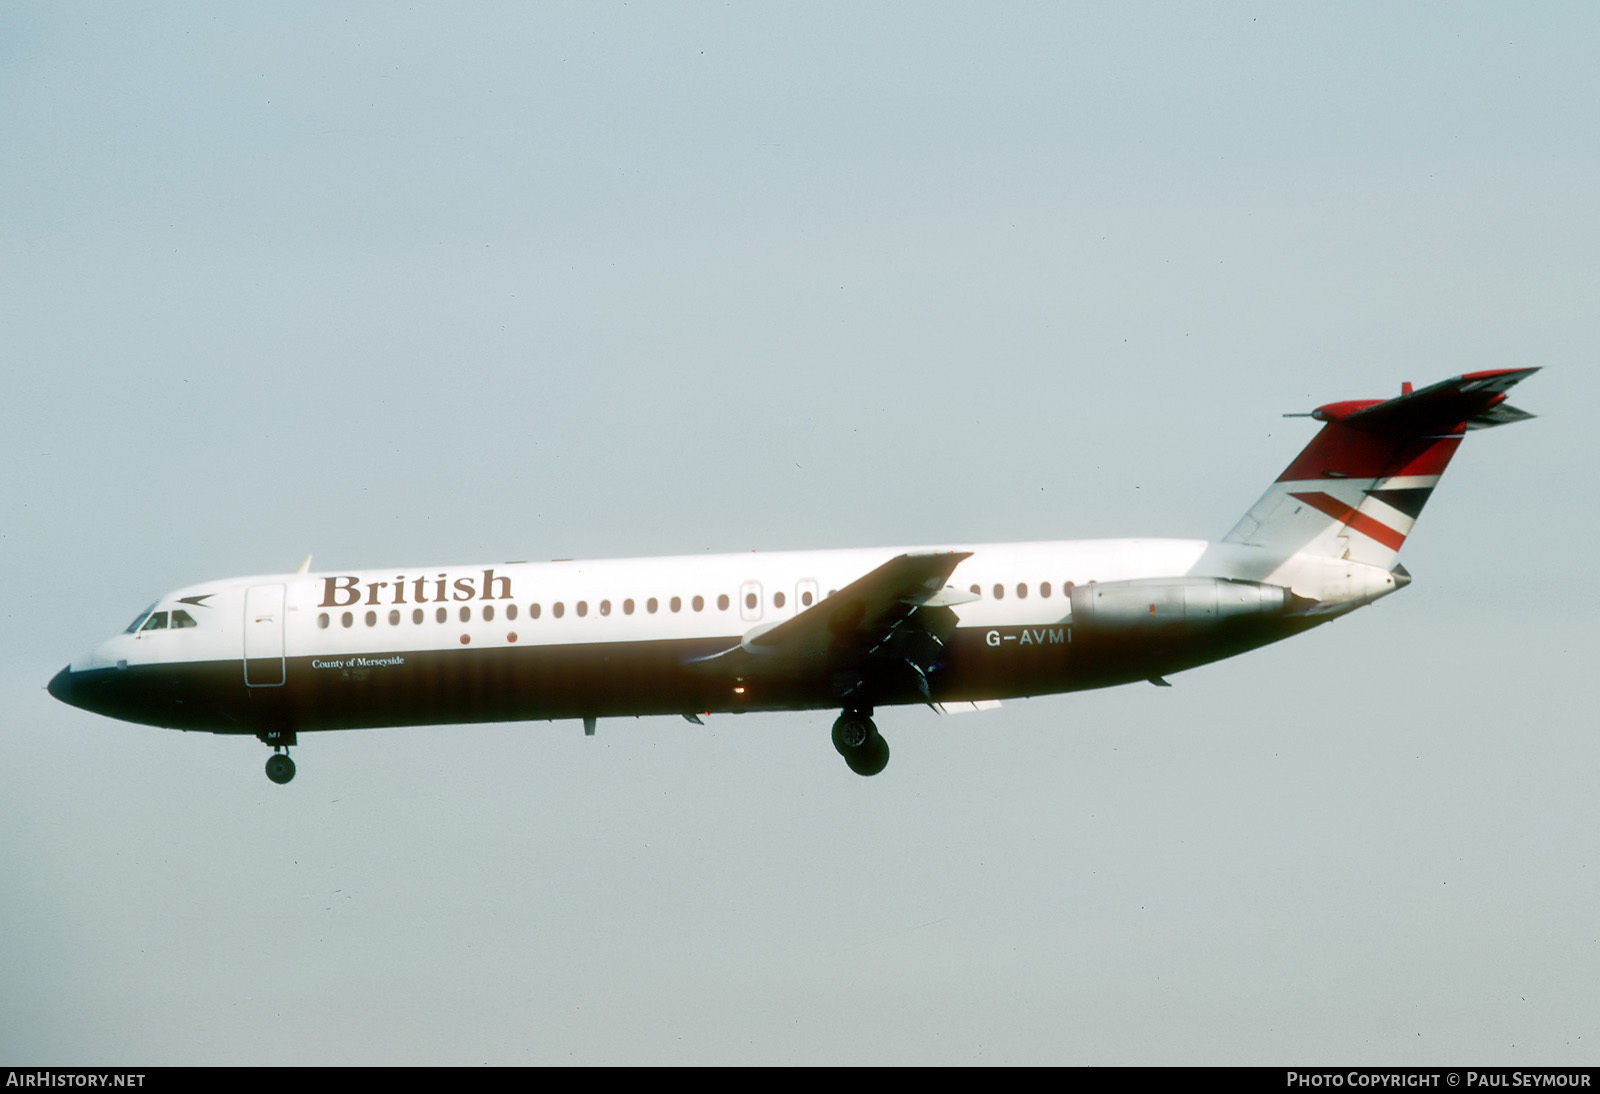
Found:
[687,550,975,706]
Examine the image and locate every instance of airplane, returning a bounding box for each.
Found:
[47,368,1537,784]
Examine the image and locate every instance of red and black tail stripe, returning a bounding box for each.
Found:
[1364,486,1434,519]
[1288,492,1409,552]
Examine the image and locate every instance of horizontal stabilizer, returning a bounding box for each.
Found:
[1317,367,1539,435]
[1461,401,1535,431]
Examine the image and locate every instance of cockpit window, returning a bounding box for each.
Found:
[171,609,198,629]
[141,612,169,632]
[124,603,158,634]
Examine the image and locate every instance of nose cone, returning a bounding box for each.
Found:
[47,665,77,707]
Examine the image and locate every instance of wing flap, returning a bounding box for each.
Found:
[932,700,1002,715]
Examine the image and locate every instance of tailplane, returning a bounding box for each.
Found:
[1225,368,1539,570]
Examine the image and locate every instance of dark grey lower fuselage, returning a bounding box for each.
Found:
[49,615,1314,738]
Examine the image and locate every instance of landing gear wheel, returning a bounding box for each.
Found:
[265,753,296,785]
[832,712,890,776]
[844,734,890,777]
[832,712,874,752]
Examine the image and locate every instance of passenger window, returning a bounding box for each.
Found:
[389,610,400,626]
[647,598,658,614]
[506,604,518,621]
[993,584,1004,600]
[717,594,729,611]
[670,597,681,613]
[318,613,330,629]
[801,590,813,607]
[343,612,354,628]
[577,601,588,617]
[553,602,565,618]
[365,611,377,627]
[1041,582,1052,598]
[141,612,169,631]
[600,600,611,616]
[970,584,981,596]
[624,599,635,615]
[745,593,757,610]
[530,603,541,619]
[1017,583,1028,599]
[413,609,424,624]
[484,605,495,622]
[459,606,471,623]
[774,591,786,609]
[692,595,704,612]
[436,607,447,623]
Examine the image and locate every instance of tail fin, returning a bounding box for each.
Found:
[1225,368,1539,569]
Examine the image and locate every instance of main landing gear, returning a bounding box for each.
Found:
[832,709,889,777]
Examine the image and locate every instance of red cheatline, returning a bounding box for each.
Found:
[1289,492,1408,551]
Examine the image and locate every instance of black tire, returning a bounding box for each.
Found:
[844,734,890,777]
[265,753,296,785]
[831,713,876,755]
[832,712,889,775]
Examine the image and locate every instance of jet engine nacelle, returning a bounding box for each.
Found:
[1069,577,1292,637]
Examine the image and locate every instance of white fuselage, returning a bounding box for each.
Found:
[59,536,1399,733]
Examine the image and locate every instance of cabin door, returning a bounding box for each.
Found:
[244,584,287,687]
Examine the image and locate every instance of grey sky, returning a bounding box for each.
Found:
[3,3,1596,1064]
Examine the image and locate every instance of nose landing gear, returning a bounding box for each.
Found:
[265,750,296,785]
[258,728,298,785]
[832,709,889,776]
